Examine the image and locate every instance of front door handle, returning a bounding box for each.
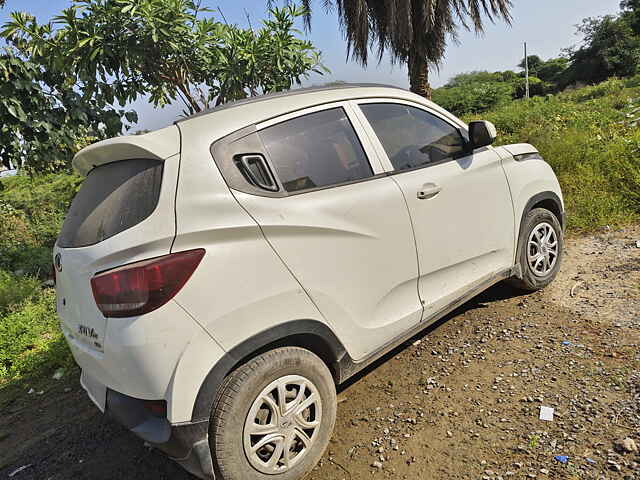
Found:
[417,183,442,200]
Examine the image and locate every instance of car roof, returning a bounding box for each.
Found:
[176,83,410,123]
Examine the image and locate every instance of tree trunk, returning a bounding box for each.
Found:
[408,53,432,100]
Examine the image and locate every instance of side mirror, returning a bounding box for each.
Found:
[468,121,497,149]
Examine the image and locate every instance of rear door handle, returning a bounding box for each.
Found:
[417,183,442,200]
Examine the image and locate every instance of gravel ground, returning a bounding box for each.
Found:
[1,227,639,480]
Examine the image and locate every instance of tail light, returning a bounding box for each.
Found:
[91,249,205,318]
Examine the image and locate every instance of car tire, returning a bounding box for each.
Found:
[508,207,563,291]
[210,347,337,480]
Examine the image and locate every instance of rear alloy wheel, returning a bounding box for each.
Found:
[243,375,322,474]
[210,347,336,480]
[509,207,563,291]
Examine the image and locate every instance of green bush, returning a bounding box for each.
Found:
[0,173,81,276]
[0,288,72,382]
[0,174,77,386]
[0,270,41,315]
[465,81,640,231]
[433,82,514,116]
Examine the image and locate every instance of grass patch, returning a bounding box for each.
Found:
[0,284,74,391]
[0,174,77,389]
[465,79,640,231]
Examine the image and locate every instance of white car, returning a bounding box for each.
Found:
[53,84,564,480]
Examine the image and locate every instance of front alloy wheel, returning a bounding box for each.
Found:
[527,222,559,277]
[509,207,563,291]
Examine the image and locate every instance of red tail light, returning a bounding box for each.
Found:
[90,249,205,318]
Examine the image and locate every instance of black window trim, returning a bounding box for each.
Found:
[355,99,473,176]
[211,103,386,198]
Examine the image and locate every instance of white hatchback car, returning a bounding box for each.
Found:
[54,84,564,480]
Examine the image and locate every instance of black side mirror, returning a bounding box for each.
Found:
[468,121,497,149]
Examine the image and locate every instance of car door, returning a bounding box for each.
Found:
[354,100,515,321]
[227,103,423,361]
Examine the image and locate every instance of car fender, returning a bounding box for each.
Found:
[189,319,346,422]
[495,144,565,263]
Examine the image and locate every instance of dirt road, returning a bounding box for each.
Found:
[1,227,639,480]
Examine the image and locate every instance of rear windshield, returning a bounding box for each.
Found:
[57,159,163,248]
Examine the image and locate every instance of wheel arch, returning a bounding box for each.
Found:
[513,191,565,277]
[519,191,565,233]
[191,319,347,422]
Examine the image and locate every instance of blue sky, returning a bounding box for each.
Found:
[1,0,623,131]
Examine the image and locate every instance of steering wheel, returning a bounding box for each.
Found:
[392,144,431,169]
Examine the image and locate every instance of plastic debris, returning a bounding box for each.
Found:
[554,455,569,464]
[9,465,32,477]
[52,368,65,380]
[539,406,555,421]
[561,341,571,346]
[27,388,35,394]
[586,458,597,465]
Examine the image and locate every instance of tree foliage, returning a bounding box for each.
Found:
[3,0,327,115]
[0,49,129,172]
[562,15,640,87]
[277,0,513,99]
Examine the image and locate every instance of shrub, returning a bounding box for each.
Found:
[433,82,514,116]
[0,288,72,382]
[0,173,81,276]
[0,270,41,315]
[465,81,640,231]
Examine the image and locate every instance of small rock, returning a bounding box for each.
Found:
[608,460,622,472]
[620,437,638,453]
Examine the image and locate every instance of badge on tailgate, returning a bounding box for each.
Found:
[78,324,99,340]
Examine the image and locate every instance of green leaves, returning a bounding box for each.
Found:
[0,1,325,172]
[0,48,132,173]
[2,0,326,117]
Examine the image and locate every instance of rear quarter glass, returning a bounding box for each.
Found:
[57,159,163,248]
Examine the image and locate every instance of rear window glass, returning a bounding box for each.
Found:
[258,108,373,193]
[57,159,163,248]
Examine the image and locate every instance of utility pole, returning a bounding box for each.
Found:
[524,42,530,100]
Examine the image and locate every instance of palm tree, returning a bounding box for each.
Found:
[289,0,513,99]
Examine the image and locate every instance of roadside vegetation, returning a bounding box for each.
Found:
[465,77,640,231]
[0,175,79,400]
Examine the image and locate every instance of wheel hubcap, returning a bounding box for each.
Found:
[527,222,558,277]
[243,375,322,474]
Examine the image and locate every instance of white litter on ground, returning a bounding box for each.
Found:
[9,464,33,477]
[539,406,555,421]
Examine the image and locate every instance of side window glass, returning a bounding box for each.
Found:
[360,103,466,171]
[259,107,373,193]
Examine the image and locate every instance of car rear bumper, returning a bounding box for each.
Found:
[152,421,215,480]
[88,378,215,479]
